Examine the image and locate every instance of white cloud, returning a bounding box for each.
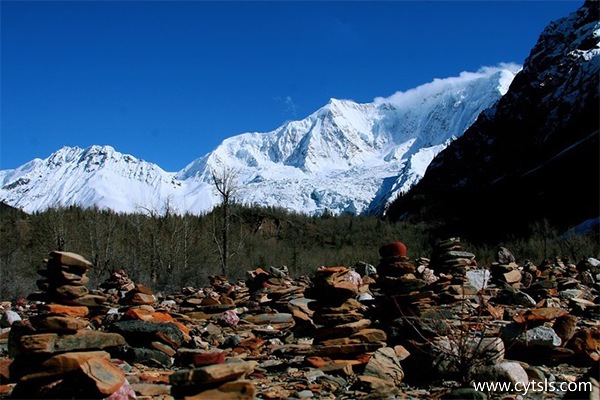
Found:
[374,63,522,108]
[275,95,297,116]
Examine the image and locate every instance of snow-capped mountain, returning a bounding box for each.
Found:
[0,66,518,215]
[387,1,599,238]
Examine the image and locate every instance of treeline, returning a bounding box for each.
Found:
[1,202,598,300]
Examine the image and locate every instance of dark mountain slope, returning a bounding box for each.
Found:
[386,1,599,241]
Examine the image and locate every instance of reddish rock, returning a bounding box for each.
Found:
[305,356,331,368]
[79,356,126,396]
[184,380,256,400]
[314,319,371,342]
[10,330,126,357]
[130,382,171,396]
[29,315,90,332]
[178,349,226,367]
[16,351,111,382]
[38,304,89,317]
[54,284,90,299]
[513,307,569,324]
[64,294,107,307]
[379,242,408,259]
[50,251,94,269]
[151,341,177,357]
[349,328,387,343]
[170,361,258,386]
[553,315,578,343]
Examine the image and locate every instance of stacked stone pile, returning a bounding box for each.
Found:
[373,242,433,319]
[99,269,136,304]
[1,247,599,399]
[209,275,250,306]
[7,251,128,398]
[29,251,108,308]
[246,267,307,313]
[491,246,523,289]
[306,266,385,359]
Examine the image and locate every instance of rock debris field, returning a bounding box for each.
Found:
[0,239,598,399]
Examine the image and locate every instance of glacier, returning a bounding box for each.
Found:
[0,65,518,216]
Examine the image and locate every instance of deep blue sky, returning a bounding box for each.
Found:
[1,1,583,171]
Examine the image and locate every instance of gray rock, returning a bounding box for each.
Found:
[1,310,21,327]
[471,361,529,387]
[442,388,488,399]
[496,247,516,264]
[466,270,490,291]
[501,325,562,348]
[364,347,404,385]
[559,289,582,300]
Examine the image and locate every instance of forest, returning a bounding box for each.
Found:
[1,201,598,301]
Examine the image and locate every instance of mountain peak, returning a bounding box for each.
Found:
[1,65,516,216]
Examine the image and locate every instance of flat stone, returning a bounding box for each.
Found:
[64,294,108,307]
[109,320,184,349]
[125,308,175,323]
[9,330,126,357]
[313,311,364,326]
[54,284,90,299]
[394,345,411,361]
[503,269,522,284]
[319,362,353,376]
[79,356,126,396]
[151,341,176,357]
[316,342,384,357]
[14,350,111,382]
[120,292,156,305]
[512,307,569,324]
[314,319,371,342]
[29,315,90,332]
[245,313,294,326]
[170,361,257,386]
[50,269,90,285]
[186,311,214,320]
[349,328,387,343]
[177,349,226,367]
[183,380,256,400]
[50,251,94,269]
[38,304,89,317]
[131,382,172,396]
[114,345,174,367]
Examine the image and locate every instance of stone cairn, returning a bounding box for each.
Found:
[246,266,307,313]
[95,269,191,369]
[373,241,434,320]
[99,269,136,304]
[305,266,386,361]
[428,237,479,304]
[8,251,128,399]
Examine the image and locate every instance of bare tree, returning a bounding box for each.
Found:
[211,164,239,275]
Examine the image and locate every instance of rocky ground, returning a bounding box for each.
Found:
[0,239,598,399]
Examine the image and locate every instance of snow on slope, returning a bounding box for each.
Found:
[179,65,519,215]
[0,65,518,216]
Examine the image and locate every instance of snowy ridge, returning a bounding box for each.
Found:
[0,66,517,216]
